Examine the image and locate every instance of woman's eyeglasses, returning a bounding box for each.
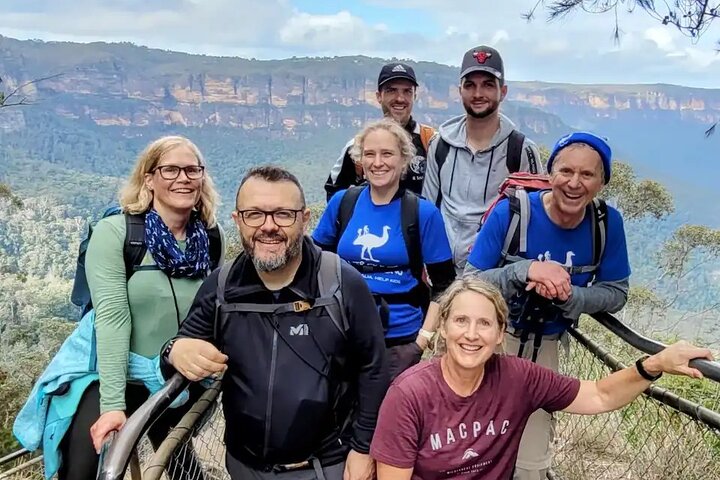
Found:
[152,165,205,180]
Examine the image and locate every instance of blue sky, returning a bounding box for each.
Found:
[1,0,718,87]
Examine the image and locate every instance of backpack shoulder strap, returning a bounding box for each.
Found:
[433,137,451,208]
[123,213,147,281]
[506,130,526,173]
[591,197,608,270]
[207,224,222,270]
[335,185,365,247]
[400,190,423,282]
[499,189,531,266]
[317,251,348,337]
[213,257,238,345]
[419,124,436,153]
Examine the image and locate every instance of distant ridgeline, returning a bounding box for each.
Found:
[0,34,718,322]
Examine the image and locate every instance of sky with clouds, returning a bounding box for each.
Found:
[0,0,718,88]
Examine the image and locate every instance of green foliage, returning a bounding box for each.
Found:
[600,161,675,220]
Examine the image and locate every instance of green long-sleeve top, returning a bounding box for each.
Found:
[86,214,219,413]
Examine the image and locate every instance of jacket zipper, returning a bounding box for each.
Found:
[482,147,496,204]
[263,329,279,457]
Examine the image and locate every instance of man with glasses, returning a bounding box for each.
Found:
[324,62,435,201]
[161,166,389,480]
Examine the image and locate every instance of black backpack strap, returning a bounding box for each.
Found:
[123,213,148,280]
[207,225,222,270]
[317,251,348,337]
[400,190,422,282]
[579,198,608,283]
[335,186,365,248]
[505,130,526,173]
[213,258,237,345]
[433,138,451,208]
[499,189,531,266]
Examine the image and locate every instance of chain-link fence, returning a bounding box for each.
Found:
[552,319,720,480]
[4,314,720,480]
[0,451,43,480]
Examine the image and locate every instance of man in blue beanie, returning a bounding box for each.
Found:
[464,132,631,480]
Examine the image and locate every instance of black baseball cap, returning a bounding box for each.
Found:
[460,46,504,83]
[377,62,418,90]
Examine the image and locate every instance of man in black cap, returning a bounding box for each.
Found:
[422,45,541,275]
[324,62,436,201]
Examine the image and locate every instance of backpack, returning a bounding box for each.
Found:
[213,250,348,344]
[334,186,430,328]
[336,186,423,285]
[490,172,608,279]
[432,129,538,208]
[70,206,222,319]
[487,173,608,363]
[212,249,357,449]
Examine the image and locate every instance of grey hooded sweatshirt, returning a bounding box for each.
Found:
[422,113,542,273]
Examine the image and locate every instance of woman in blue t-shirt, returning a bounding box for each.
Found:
[313,119,456,380]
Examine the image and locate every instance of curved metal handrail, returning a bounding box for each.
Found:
[143,379,222,480]
[97,373,189,480]
[591,311,720,383]
[0,448,31,467]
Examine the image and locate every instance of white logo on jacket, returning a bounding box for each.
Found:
[289,324,309,336]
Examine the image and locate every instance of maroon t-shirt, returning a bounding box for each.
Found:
[370,355,581,479]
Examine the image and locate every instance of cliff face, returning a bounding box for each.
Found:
[0,36,718,133]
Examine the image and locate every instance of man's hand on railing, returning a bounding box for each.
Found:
[643,340,715,379]
[91,411,126,453]
[169,338,228,381]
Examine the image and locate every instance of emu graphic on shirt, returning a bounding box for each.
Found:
[537,250,575,267]
[353,225,390,262]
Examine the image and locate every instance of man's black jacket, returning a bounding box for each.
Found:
[161,237,389,467]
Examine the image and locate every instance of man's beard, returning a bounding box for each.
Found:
[242,232,303,272]
[463,98,499,119]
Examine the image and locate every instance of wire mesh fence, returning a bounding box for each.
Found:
[3,317,719,480]
[552,320,720,480]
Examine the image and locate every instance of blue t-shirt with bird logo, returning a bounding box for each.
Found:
[313,187,451,338]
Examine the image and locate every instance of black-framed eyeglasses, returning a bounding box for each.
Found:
[236,209,304,227]
[152,165,205,180]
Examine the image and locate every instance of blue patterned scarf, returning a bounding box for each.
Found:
[144,209,210,278]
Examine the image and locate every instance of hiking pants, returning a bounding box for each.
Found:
[504,332,561,480]
[386,341,423,381]
[226,453,345,480]
[58,380,205,480]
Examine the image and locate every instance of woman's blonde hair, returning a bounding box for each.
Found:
[119,136,219,227]
[348,118,417,176]
[434,277,509,355]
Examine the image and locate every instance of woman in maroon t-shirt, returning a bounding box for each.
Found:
[370,277,713,480]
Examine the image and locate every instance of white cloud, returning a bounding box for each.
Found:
[644,26,676,51]
[0,0,718,87]
[280,11,386,51]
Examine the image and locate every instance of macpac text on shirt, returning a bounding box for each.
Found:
[429,419,511,451]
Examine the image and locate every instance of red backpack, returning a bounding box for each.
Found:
[480,172,608,279]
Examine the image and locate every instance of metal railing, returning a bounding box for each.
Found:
[2,311,719,480]
[551,313,720,480]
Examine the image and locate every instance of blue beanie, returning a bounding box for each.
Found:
[546,132,612,184]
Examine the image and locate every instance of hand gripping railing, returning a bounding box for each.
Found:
[590,311,720,382]
[89,312,720,480]
[550,313,720,480]
[96,373,189,480]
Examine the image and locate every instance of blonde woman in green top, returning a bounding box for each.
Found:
[58,136,223,480]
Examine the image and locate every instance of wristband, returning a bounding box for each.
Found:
[635,355,663,382]
[418,329,435,341]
